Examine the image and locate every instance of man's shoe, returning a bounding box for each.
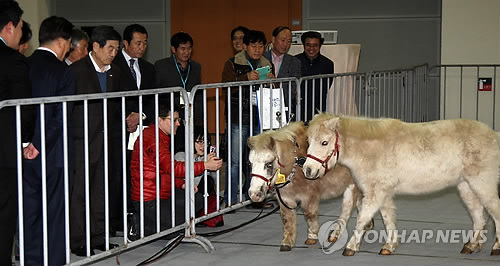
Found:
[93,243,119,251]
[71,246,95,257]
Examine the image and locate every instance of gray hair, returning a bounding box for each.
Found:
[70,28,89,48]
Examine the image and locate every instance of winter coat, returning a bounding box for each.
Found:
[130,125,205,201]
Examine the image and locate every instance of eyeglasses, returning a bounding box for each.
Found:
[160,116,183,123]
[195,140,211,146]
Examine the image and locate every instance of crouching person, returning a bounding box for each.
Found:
[129,102,222,238]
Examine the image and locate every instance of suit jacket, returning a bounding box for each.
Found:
[154,56,201,92]
[154,56,202,123]
[263,50,302,119]
[27,49,76,170]
[113,51,155,122]
[70,55,122,163]
[0,41,34,169]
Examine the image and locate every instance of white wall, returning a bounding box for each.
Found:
[440,0,500,129]
[17,0,50,56]
[441,0,500,64]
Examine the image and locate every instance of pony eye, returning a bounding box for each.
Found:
[265,162,273,169]
[321,141,329,146]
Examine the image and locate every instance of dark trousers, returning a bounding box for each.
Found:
[0,168,17,265]
[23,160,66,265]
[70,143,105,249]
[132,189,203,236]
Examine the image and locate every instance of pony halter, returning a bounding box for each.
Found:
[306,129,340,172]
[249,160,285,189]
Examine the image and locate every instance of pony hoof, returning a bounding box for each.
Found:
[328,236,338,243]
[280,245,292,252]
[491,249,500,256]
[305,238,318,245]
[379,249,392,255]
[460,246,474,254]
[342,248,356,256]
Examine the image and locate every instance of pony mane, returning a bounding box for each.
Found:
[248,122,306,152]
[309,113,404,139]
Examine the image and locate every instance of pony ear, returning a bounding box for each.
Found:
[324,117,340,131]
[267,137,276,150]
[248,136,256,149]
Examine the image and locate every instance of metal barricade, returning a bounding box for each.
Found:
[185,78,300,235]
[298,64,432,123]
[0,87,207,265]
[1,63,467,265]
[429,64,500,130]
[362,64,431,122]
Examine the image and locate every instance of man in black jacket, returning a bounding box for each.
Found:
[295,31,334,122]
[70,25,121,256]
[0,1,35,264]
[112,23,155,235]
[24,16,74,265]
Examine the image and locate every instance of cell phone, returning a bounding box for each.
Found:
[256,66,271,80]
[209,146,216,153]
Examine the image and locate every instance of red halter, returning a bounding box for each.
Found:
[306,129,340,172]
[249,160,285,189]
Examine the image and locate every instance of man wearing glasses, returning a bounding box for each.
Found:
[129,103,222,237]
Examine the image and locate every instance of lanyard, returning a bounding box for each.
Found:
[173,54,190,89]
[246,59,258,71]
[0,36,6,46]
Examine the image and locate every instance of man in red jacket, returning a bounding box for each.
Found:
[130,103,222,237]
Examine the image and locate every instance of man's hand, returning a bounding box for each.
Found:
[23,143,39,160]
[126,112,140,132]
[204,155,223,171]
[247,70,260,81]
[181,183,198,193]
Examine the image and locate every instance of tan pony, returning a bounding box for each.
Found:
[303,113,500,256]
[248,122,368,251]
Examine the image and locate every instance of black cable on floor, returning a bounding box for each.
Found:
[136,206,280,265]
[136,234,184,266]
[198,206,280,237]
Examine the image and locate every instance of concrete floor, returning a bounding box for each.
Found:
[83,187,500,266]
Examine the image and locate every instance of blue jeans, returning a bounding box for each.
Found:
[224,123,259,205]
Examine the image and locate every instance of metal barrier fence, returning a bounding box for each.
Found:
[429,64,500,130]
[2,63,481,265]
[0,87,208,265]
[185,78,300,237]
[297,64,432,123]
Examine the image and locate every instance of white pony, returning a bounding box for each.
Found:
[247,122,369,251]
[303,114,500,256]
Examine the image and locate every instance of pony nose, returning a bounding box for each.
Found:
[305,167,312,177]
[250,191,263,202]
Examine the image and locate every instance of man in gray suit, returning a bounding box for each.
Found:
[263,26,301,121]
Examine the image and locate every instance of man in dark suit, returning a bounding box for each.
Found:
[24,16,74,265]
[70,25,121,256]
[0,2,35,264]
[111,23,155,235]
[155,32,202,125]
[263,26,301,121]
[155,32,201,153]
